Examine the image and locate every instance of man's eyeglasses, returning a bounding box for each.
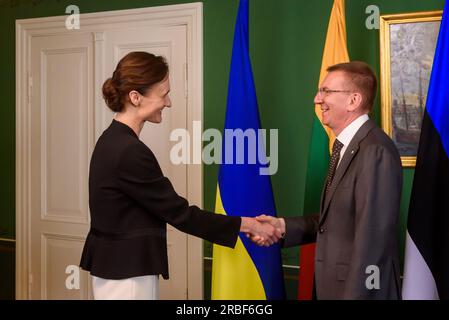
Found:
[317,88,352,98]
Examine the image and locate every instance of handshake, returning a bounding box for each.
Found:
[241,215,286,247]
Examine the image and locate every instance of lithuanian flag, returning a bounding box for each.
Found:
[299,0,349,300]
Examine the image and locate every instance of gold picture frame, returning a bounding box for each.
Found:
[380,11,442,167]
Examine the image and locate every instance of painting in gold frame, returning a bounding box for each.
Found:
[380,11,442,167]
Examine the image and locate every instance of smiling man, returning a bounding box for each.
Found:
[255,61,403,299]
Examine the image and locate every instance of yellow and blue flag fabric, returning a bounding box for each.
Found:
[211,0,285,300]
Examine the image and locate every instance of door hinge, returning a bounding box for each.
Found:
[27,73,33,104]
[28,272,33,299]
[184,63,188,99]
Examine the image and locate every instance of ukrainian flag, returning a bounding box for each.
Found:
[211,0,285,300]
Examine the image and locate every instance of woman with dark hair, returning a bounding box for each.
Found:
[80,52,280,300]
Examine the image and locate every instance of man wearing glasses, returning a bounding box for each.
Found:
[255,61,403,299]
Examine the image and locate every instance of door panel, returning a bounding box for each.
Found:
[30,33,94,299]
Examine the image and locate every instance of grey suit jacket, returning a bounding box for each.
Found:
[283,119,402,300]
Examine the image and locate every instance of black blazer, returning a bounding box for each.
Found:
[80,120,240,280]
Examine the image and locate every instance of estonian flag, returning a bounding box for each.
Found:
[402,1,449,300]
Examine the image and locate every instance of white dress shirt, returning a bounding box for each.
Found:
[336,114,369,167]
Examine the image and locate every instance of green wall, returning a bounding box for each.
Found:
[0,0,445,300]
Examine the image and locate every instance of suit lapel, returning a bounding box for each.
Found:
[319,119,376,225]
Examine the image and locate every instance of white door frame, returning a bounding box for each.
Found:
[16,3,204,299]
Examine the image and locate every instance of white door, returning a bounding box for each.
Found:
[29,32,95,300]
[27,16,191,300]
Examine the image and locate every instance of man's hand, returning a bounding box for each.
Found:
[240,217,282,246]
[248,215,286,246]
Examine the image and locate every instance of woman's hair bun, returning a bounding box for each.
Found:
[102,78,122,112]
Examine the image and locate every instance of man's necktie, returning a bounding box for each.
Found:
[325,139,344,194]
